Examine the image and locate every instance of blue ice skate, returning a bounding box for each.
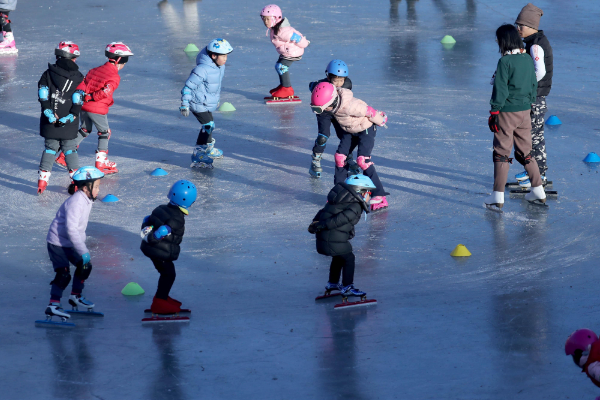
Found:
[340,284,366,298]
[207,138,223,159]
[315,282,342,300]
[518,176,547,189]
[191,145,215,169]
[335,284,377,310]
[35,304,75,328]
[309,153,322,178]
[515,171,529,182]
[67,295,104,316]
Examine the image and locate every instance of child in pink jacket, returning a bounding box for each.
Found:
[311,82,390,211]
[260,4,309,99]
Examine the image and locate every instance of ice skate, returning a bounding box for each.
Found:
[370,196,388,212]
[168,296,182,306]
[315,282,342,300]
[0,32,18,55]
[67,294,104,316]
[515,171,529,182]
[309,152,322,178]
[517,175,547,189]
[54,152,67,169]
[347,154,362,176]
[334,284,377,310]
[265,86,301,105]
[524,185,547,206]
[484,191,504,213]
[269,84,282,95]
[142,297,189,323]
[95,150,118,174]
[191,144,215,169]
[206,138,223,159]
[37,170,50,195]
[35,304,75,328]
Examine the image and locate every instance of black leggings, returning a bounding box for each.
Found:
[0,10,11,33]
[152,258,176,300]
[329,252,356,287]
[193,111,213,146]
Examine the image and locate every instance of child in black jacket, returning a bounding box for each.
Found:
[140,180,197,314]
[309,175,375,298]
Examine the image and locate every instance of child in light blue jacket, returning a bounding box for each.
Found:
[180,38,233,169]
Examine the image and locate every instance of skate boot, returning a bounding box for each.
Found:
[518,175,547,189]
[269,84,282,95]
[347,154,362,176]
[325,282,341,292]
[54,152,67,169]
[207,138,223,159]
[95,150,118,174]
[68,294,95,311]
[167,296,182,306]
[525,185,547,205]
[191,144,215,169]
[150,296,181,315]
[45,303,71,320]
[515,171,529,182]
[271,86,294,99]
[340,284,366,298]
[0,31,18,55]
[484,191,504,212]
[370,196,388,211]
[309,152,322,178]
[37,170,50,195]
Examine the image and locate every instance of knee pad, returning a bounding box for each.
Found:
[334,153,347,168]
[98,129,111,141]
[79,128,90,138]
[357,156,374,170]
[514,150,532,166]
[64,149,77,156]
[44,149,57,155]
[315,133,328,147]
[50,269,72,290]
[493,151,513,164]
[74,262,93,280]
[202,121,215,135]
[275,62,289,76]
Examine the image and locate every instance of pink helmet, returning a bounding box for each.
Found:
[55,41,80,59]
[260,4,282,28]
[105,42,134,58]
[310,82,338,114]
[565,329,598,355]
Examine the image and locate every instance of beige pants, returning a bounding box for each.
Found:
[493,110,542,192]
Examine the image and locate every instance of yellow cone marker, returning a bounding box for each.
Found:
[450,244,471,257]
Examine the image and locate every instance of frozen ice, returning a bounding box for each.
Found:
[1,0,600,398]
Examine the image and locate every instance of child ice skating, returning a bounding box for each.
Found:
[41,166,104,325]
[308,60,360,179]
[36,41,86,194]
[485,24,546,211]
[260,4,309,102]
[310,82,390,211]
[0,0,17,54]
[56,42,134,175]
[565,329,600,398]
[180,38,232,169]
[140,180,197,316]
[309,175,376,307]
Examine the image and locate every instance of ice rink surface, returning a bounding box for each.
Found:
[1,0,600,398]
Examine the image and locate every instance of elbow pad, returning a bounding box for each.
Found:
[72,90,85,106]
[38,86,49,101]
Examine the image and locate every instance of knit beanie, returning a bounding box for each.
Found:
[515,3,543,30]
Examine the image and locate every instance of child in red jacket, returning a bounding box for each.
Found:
[55,42,133,174]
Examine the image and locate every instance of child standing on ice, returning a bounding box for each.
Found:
[56,42,134,175]
[309,175,375,299]
[180,38,233,169]
[140,180,197,315]
[43,166,104,322]
[36,41,86,195]
[565,329,600,398]
[260,4,309,100]
[484,24,546,211]
[0,0,18,54]
[308,60,360,180]
[310,82,390,211]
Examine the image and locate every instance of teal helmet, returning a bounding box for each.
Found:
[72,166,105,183]
[344,175,376,192]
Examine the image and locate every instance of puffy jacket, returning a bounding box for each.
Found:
[140,203,186,261]
[312,183,369,257]
[38,58,86,140]
[332,88,373,134]
[81,61,121,115]
[0,0,17,11]
[46,191,93,257]
[181,47,225,113]
[269,18,309,59]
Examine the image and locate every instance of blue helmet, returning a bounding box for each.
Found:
[344,175,376,192]
[168,180,197,209]
[207,38,233,55]
[72,166,104,183]
[326,59,348,77]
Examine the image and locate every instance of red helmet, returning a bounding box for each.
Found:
[55,41,80,59]
[105,42,134,62]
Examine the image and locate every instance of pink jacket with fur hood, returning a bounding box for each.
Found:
[269,18,309,59]
[332,88,375,134]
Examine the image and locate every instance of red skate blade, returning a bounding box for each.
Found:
[144,309,191,314]
[264,96,302,105]
[141,316,190,324]
[334,298,377,310]
[315,292,341,301]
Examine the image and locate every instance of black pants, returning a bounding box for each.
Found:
[312,114,346,154]
[277,57,294,87]
[193,111,213,146]
[0,10,11,33]
[329,252,356,287]
[152,258,176,300]
[334,125,387,197]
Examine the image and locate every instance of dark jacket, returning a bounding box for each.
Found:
[311,183,369,256]
[140,203,186,261]
[38,58,85,140]
[524,30,553,97]
[311,78,353,139]
[490,52,537,113]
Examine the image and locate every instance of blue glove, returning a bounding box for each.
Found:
[290,32,301,43]
[81,252,91,265]
[154,225,172,240]
[180,105,189,117]
[43,109,56,123]
[58,114,75,124]
[308,81,318,92]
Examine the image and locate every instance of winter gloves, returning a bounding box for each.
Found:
[488,111,500,133]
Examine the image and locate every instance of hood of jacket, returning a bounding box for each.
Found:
[196,47,222,70]
[327,183,370,213]
[47,60,82,93]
